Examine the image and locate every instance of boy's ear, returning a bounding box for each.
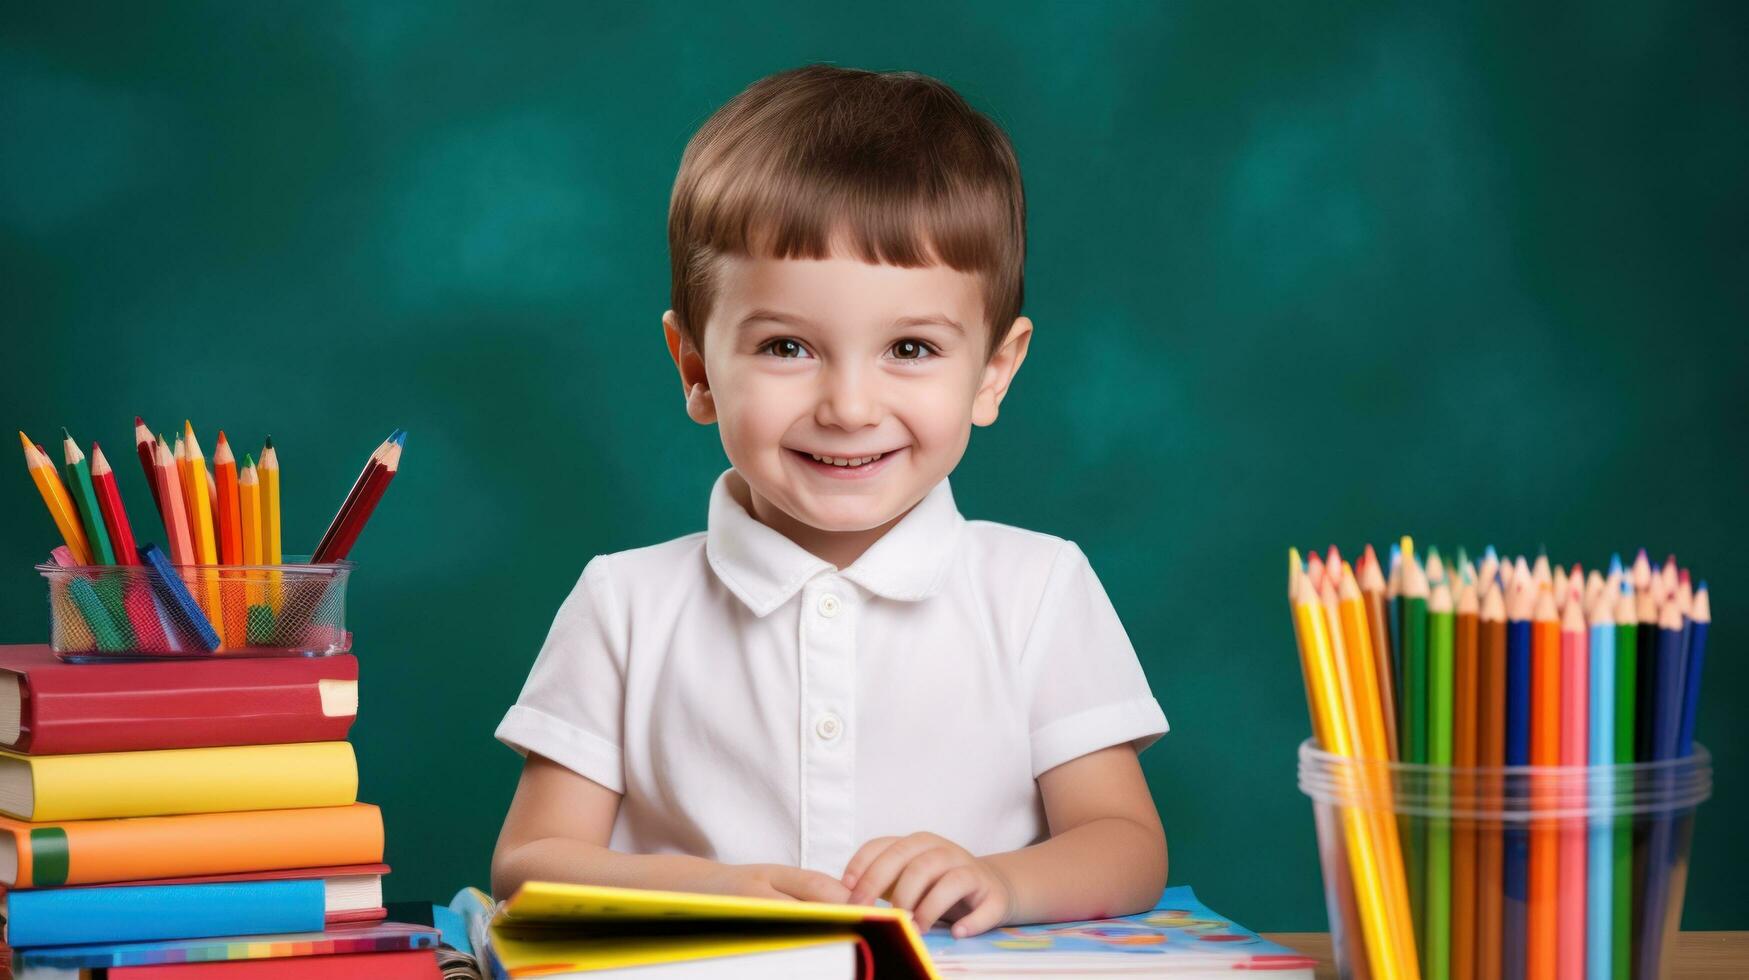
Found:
[972,316,1033,427]
[663,311,716,425]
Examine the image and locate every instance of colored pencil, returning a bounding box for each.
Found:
[1610,583,1637,980]
[1677,584,1709,758]
[1476,582,1507,980]
[1400,539,1430,958]
[1389,541,1404,730]
[60,431,115,565]
[1503,579,1533,980]
[1528,587,1560,980]
[261,436,283,611]
[1587,589,1616,980]
[1557,592,1588,980]
[1635,603,1687,979]
[155,436,196,567]
[316,433,404,562]
[1450,581,1479,980]
[312,429,398,560]
[134,416,162,518]
[88,444,138,565]
[1425,576,1455,980]
[1292,571,1407,980]
[184,423,218,565]
[214,432,243,563]
[20,432,93,564]
[138,543,221,652]
[1361,546,1401,761]
[49,546,126,651]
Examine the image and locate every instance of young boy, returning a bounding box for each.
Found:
[494,64,1168,938]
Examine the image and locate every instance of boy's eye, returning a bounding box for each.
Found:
[889,339,937,361]
[759,338,811,359]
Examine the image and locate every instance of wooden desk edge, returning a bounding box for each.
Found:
[1261,932,1749,980]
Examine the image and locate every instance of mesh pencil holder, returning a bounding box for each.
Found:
[1297,739,1711,980]
[40,560,353,661]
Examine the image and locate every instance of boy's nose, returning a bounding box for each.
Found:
[814,367,882,430]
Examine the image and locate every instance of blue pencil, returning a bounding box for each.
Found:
[1675,584,1709,757]
[139,542,221,652]
[1586,601,1615,980]
[1503,585,1533,980]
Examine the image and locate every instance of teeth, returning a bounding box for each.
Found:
[809,452,884,467]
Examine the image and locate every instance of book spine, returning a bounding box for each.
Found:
[6,878,324,947]
[22,742,358,822]
[26,659,357,755]
[13,805,384,888]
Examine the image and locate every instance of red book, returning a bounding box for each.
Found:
[112,949,442,979]
[0,645,357,755]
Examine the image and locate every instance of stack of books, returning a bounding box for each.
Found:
[0,645,442,978]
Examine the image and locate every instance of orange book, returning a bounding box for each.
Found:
[0,804,382,888]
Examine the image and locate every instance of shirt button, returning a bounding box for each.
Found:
[817,593,841,618]
[815,714,843,740]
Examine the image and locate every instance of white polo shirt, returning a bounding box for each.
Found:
[495,470,1167,877]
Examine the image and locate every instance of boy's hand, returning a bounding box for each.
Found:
[701,862,852,904]
[841,832,1014,937]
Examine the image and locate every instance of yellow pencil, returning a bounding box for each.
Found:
[183,422,222,634]
[240,458,265,631]
[1294,571,1412,980]
[20,432,93,564]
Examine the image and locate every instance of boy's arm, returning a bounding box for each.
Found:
[843,744,1166,935]
[491,752,852,903]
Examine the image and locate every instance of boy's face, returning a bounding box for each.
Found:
[665,245,1031,538]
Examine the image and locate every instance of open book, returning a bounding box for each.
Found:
[457,883,1311,979]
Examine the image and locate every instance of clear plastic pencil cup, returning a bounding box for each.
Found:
[40,560,353,660]
[1297,739,1711,980]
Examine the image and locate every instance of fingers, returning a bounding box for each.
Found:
[773,867,852,905]
[847,834,940,905]
[890,847,958,912]
[912,866,981,932]
[841,836,898,890]
[949,889,1007,938]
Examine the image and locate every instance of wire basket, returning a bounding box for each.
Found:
[40,560,353,660]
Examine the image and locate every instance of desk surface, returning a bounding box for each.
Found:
[1263,933,1749,979]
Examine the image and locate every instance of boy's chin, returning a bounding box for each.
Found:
[789,496,905,534]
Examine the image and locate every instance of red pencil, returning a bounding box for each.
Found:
[155,435,196,567]
[312,430,398,560]
[88,444,139,566]
[316,437,402,563]
[134,416,162,520]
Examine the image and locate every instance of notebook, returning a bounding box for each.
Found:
[922,886,1315,977]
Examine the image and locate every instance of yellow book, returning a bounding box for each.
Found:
[0,741,357,821]
[491,881,941,978]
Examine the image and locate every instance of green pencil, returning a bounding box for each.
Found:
[60,430,115,565]
[1612,582,1638,980]
[1401,537,1431,963]
[1425,573,1456,980]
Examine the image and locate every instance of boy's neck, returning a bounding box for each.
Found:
[733,475,910,570]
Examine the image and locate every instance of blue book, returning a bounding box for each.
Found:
[4,878,324,948]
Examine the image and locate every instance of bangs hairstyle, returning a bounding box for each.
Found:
[668,64,1026,355]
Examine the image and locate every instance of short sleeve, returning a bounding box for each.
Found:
[494,555,629,793]
[1020,542,1168,777]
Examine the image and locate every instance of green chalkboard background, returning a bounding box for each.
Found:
[2,2,1744,931]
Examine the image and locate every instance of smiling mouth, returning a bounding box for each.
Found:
[788,447,904,472]
[806,451,887,467]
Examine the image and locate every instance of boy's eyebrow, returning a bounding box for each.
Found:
[737,309,965,333]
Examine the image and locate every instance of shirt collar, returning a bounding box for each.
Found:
[704,469,963,616]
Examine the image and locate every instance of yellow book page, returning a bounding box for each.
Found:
[491,929,859,975]
[10,742,357,821]
[500,880,904,927]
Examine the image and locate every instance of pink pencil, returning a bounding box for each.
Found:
[1557,588,1589,980]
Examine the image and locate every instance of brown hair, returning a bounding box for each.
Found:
[668,64,1026,354]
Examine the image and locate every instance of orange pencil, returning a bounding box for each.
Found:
[1528,587,1562,980]
[1475,582,1507,980]
[19,432,92,564]
[1451,580,1480,980]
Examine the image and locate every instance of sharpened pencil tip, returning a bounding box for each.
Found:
[393,430,407,446]
[264,434,274,449]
